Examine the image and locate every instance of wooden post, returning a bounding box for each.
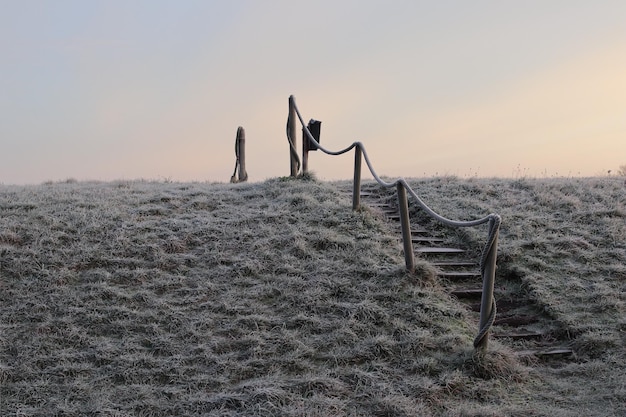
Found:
[353,146,362,210]
[476,221,499,352]
[397,182,415,273]
[288,95,298,177]
[302,123,309,175]
[237,126,248,182]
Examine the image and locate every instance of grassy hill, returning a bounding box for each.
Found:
[1,176,624,416]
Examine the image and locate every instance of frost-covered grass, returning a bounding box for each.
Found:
[406,176,625,345]
[0,176,624,416]
[405,176,626,416]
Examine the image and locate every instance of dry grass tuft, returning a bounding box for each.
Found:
[462,347,527,381]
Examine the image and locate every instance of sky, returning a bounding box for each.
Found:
[1,0,625,185]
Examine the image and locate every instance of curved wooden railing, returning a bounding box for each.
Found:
[285,95,501,352]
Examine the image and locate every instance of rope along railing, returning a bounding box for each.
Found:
[287,95,501,352]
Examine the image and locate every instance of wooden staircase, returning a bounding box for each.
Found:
[358,183,574,361]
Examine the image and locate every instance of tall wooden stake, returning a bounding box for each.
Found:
[302,123,309,175]
[288,96,298,177]
[353,146,362,210]
[476,223,499,352]
[397,182,415,273]
[231,126,248,183]
[237,126,248,182]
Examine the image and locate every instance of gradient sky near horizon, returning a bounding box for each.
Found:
[2,1,625,185]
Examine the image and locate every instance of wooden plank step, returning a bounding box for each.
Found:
[416,247,465,254]
[361,190,379,195]
[367,203,394,209]
[432,261,477,268]
[411,237,445,244]
[494,315,539,326]
[493,330,544,340]
[450,288,482,298]
[438,271,481,279]
[390,223,429,232]
[517,347,574,357]
[469,299,528,313]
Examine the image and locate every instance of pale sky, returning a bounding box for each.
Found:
[2,1,625,184]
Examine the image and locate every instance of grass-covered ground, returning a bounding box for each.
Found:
[1,176,624,416]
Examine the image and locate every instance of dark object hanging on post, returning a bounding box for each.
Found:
[230,126,248,183]
[304,119,321,151]
[302,119,321,175]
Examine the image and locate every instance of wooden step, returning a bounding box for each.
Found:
[362,192,380,196]
[416,247,465,254]
[372,202,394,208]
[450,288,482,298]
[517,347,574,357]
[390,223,429,232]
[438,271,481,280]
[493,330,544,340]
[432,261,477,268]
[411,237,445,244]
[494,315,539,326]
[468,299,528,313]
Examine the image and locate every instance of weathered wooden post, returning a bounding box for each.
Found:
[288,96,298,177]
[236,126,247,182]
[353,145,362,210]
[302,124,309,175]
[230,126,248,183]
[475,217,500,353]
[397,182,415,273]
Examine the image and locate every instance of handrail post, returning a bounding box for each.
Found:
[237,126,248,182]
[476,220,499,352]
[352,145,362,210]
[230,126,247,183]
[302,124,309,175]
[288,96,298,177]
[397,182,415,273]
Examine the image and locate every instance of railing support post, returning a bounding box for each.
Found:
[237,126,248,182]
[353,146,362,210]
[230,126,248,183]
[475,219,500,353]
[288,95,298,177]
[302,131,309,175]
[397,182,415,273]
